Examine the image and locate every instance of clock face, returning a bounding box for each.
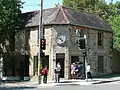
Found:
[56,35,66,45]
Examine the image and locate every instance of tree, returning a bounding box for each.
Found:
[108,2,120,50]
[63,0,120,51]
[0,0,23,54]
[63,0,115,20]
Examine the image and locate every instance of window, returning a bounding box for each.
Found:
[10,32,15,51]
[71,56,79,63]
[98,32,103,46]
[25,30,30,50]
[98,56,104,73]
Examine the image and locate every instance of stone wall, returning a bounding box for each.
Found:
[15,24,113,78]
[47,25,70,79]
[69,26,113,75]
[112,49,120,73]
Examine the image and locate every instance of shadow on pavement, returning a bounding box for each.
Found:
[60,81,77,83]
[54,80,80,86]
[93,73,120,79]
[2,80,30,83]
[0,86,36,90]
[93,79,120,84]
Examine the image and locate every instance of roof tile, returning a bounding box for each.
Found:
[21,7,112,32]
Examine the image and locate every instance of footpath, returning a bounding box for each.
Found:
[38,76,120,87]
[1,74,120,87]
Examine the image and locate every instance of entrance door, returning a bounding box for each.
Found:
[98,56,104,73]
[56,54,65,78]
[20,62,24,80]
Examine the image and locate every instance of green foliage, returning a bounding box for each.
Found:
[63,0,115,20]
[63,0,120,51]
[107,1,120,51]
[0,0,23,53]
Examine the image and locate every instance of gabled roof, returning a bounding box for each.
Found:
[21,6,112,32]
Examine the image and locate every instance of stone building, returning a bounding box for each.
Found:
[3,6,113,80]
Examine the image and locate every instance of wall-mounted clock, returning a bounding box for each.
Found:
[56,35,66,45]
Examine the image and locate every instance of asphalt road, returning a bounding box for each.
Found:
[0,81,120,90]
[37,81,120,90]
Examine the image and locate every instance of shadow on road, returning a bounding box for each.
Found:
[60,81,77,83]
[55,84,80,86]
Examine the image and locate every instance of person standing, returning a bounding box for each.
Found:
[54,62,61,83]
[41,66,48,83]
[71,63,76,79]
[86,64,92,80]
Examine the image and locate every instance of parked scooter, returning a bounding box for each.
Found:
[75,62,85,79]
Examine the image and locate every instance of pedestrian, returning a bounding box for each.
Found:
[54,62,61,83]
[71,63,76,79]
[41,66,48,83]
[86,64,92,80]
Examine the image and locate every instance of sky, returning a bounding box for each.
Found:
[21,0,118,13]
[21,0,63,13]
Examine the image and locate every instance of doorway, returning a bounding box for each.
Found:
[98,56,104,73]
[56,53,65,78]
[33,55,49,76]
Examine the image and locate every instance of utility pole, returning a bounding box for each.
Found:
[84,35,88,82]
[0,55,3,84]
[77,34,88,81]
[38,0,43,84]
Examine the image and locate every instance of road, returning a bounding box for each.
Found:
[0,81,120,90]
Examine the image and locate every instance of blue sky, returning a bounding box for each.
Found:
[21,0,118,13]
[21,0,63,13]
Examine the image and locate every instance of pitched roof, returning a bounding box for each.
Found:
[21,6,112,32]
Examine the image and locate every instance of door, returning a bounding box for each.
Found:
[98,56,104,73]
[56,53,65,78]
[20,62,24,80]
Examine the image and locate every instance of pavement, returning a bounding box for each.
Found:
[38,76,120,87]
[1,75,120,87]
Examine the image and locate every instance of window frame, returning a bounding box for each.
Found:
[98,32,103,46]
